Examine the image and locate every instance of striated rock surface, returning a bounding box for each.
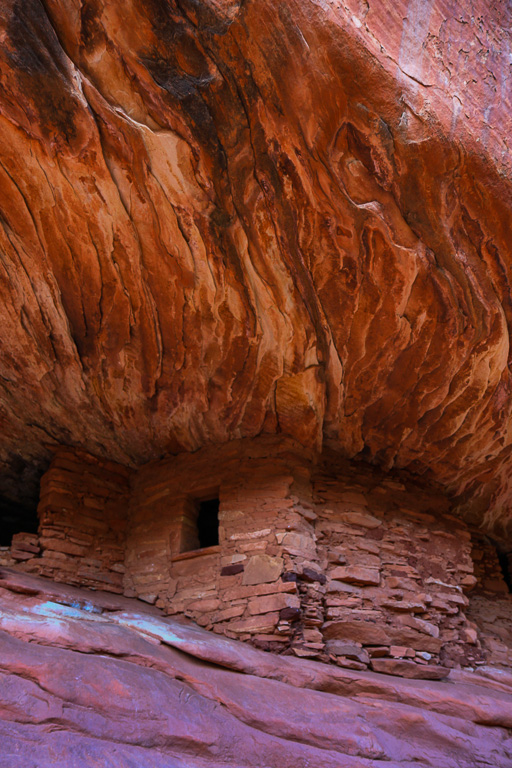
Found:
[1,568,512,767]
[1,0,512,534]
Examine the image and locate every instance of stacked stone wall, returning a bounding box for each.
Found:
[125,442,489,676]
[7,448,131,593]
[467,533,512,667]
[125,438,314,651]
[2,439,512,677]
[307,462,483,674]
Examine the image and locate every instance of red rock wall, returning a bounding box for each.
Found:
[1,0,512,545]
[14,448,131,593]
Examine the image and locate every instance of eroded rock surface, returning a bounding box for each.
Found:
[0,568,511,767]
[0,0,512,535]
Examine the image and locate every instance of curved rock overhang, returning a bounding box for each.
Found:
[0,0,511,539]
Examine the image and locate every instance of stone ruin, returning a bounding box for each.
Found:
[2,436,511,679]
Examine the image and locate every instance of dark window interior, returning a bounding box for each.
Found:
[197,497,219,549]
[497,549,512,593]
[0,496,39,547]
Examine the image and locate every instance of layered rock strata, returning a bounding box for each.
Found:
[0,0,511,537]
[0,568,511,767]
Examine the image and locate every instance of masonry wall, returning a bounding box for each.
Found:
[308,457,482,672]
[467,533,512,667]
[125,441,487,675]
[2,438,512,677]
[8,447,131,593]
[125,438,314,648]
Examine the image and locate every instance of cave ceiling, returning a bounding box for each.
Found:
[0,0,512,537]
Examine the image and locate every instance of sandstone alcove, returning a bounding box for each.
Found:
[0,0,511,764]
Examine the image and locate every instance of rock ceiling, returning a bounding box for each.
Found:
[0,0,512,536]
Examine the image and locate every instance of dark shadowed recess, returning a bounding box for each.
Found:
[197,497,220,548]
[497,547,512,593]
[0,495,39,546]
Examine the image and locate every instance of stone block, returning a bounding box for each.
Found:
[223,580,297,602]
[279,606,301,621]
[322,620,391,646]
[379,599,427,613]
[300,567,326,584]
[396,615,440,638]
[238,541,268,552]
[329,566,380,586]
[39,537,88,557]
[187,597,221,612]
[281,532,317,559]
[10,534,40,553]
[326,580,362,594]
[228,612,280,634]
[229,529,272,541]
[211,605,245,623]
[389,646,409,658]
[248,593,300,616]
[337,511,382,528]
[334,657,367,670]
[221,554,247,565]
[460,575,477,590]
[325,640,369,664]
[370,659,449,680]
[322,620,443,652]
[242,555,283,586]
[460,627,478,644]
[11,551,36,561]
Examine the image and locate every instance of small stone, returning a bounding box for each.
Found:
[460,575,477,590]
[389,646,408,658]
[292,647,320,658]
[229,529,272,541]
[461,627,478,645]
[281,532,317,559]
[368,647,390,658]
[335,657,367,671]
[379,599,427,613]
[279,606,301,622]
[325,640,369,664]
[281,571,298,582]
[139,594,157,604]
[300,567,327,584]
[221,563,244,576]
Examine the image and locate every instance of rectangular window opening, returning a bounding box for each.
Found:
[196,497,220,549]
